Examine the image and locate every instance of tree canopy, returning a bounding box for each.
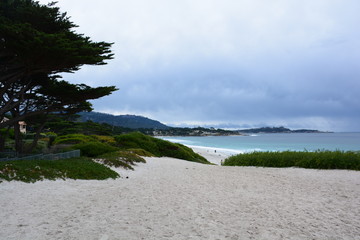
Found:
[0,0,117,152]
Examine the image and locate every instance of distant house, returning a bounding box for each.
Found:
[18,121,27,134]
[0,117,27,134]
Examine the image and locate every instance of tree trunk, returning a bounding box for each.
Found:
[24,122,46,154]
[13,122,23,154]
[0,127,12,152]
[0,135,5,152]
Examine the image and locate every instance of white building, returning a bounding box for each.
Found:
[1,117,27,134]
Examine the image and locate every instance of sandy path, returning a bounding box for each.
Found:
[1,155,360,240]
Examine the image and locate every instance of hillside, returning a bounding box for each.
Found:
[77,112,324,134]
[78,112,169,130]
[238,126,323,134]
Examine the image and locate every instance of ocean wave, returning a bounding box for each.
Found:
[160,137,194,145]
[185,145,244,156]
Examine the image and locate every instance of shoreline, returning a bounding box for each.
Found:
[161,133,360,154]
[189,145,238,165]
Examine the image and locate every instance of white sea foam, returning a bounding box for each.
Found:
[163,137,263,155]
[161,133,360,152]
[186,144,243,156]
[159,137,192,144]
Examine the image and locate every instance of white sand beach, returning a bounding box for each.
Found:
[1,148,360,240]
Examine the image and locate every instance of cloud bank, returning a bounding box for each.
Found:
[39,0,360,131]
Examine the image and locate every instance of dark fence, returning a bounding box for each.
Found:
[0,150,80,162]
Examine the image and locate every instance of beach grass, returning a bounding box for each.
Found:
[222,150,360,170]
[94,150,147,170]
[126,148,155,157]
[0,157,119,183]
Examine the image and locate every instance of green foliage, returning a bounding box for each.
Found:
[222,150,360,170]
[0,128,15,139]
[0,157,119,183]
[24,133,36,140]
[23,139,48,154]
[116,132,158,151]
[54,134,120,157]
[96,151,147,170]
[115,132,209,164]
[91,135,117,145]
[72,142,119,157]
[0,0,116,153]
[44,132,57,137]
[53,134,96,145]
[45,118,126,136]
[127,148,155,157]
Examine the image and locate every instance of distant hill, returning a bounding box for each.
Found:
[77,113,324,134]
[238,126,322,134]
[78,112,170,130]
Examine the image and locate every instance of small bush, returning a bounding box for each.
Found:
[222,150,360,170]
[72,142,119,157]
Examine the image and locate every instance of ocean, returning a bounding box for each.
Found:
[161,132,360,155]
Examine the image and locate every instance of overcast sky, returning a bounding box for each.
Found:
[40,0,360,131]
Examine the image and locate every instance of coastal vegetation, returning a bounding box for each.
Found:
[222,150,360,170]
[94,151,147,170]
[0,131,209,182]
[115,132,209,164]
[0,157,119,183]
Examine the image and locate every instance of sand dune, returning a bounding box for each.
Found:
[1,151,359,240]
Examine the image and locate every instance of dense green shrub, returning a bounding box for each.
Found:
[223,150,360,170]
[90,135,117,145]
[154,139,207,163]
[53,134,96,145]
[24,133,36,140]
[44,132,58,137]
[72,142,119,157]
[115,132,158,152]
[23,139,48,154]
[0,157,119,183]
[115,132,209,164]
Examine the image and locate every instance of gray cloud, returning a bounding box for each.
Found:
[39,0,360,131]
